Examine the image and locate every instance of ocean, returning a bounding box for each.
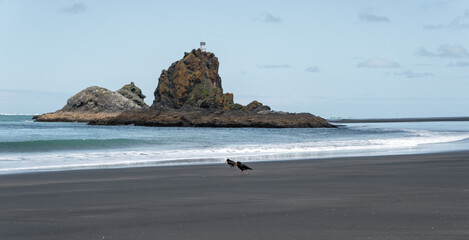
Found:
[1,114,469,175]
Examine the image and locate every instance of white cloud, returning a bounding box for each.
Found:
[393,70,433,78]
[424,9,469,30]
[416,44,469,58]
[61,3,87,14]
[358,8,390,23]
[357,58,399,68]
[305,66,320,73]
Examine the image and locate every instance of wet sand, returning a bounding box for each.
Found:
[1,151,468,239]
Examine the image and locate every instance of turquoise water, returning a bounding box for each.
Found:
[1,114,469,174]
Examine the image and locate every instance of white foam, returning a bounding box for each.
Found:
[0,113,34,116]
[1,129,469,174]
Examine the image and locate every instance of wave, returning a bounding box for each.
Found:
[0,139,149,153]
[0,113,34,116]
[1,130,469,174]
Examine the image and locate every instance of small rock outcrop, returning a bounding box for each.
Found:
[117,82,148,108]
[244,100,271,112]
[152,49,235,110]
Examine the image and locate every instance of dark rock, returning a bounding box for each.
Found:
[89,108,335,128]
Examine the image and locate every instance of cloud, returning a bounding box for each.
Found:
[257,64,290,69]
[262,12,282,23]
[357,58,399,68]
[358,8,390,23]
[305,66,320,73]
[424,9,469,30]
[421,0,457,10]
[252,12,282,23]
[448,61,469,67]
[393,70,433,78]
[416,44,469,58]
[61,3,87,14]
[415,48,434,57]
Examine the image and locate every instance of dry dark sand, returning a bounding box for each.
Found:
[1,152,469,240]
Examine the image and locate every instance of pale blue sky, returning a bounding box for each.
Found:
[1,0,468,118]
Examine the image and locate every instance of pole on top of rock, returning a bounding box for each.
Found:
[200,42,206,52]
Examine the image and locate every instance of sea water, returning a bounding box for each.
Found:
[1,114,469,174]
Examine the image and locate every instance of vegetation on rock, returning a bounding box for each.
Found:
[152,49,235,109]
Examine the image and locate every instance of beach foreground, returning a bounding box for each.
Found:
[1,152,468,239]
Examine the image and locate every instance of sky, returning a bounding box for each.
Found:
[1,0,468,118]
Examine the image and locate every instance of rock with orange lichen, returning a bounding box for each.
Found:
[152,49,235,109]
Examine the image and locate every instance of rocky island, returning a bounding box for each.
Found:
[34,48,334,128]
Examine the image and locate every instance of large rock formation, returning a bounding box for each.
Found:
[153,49,236,110]
[34,83,147,122]
[61,85,146,113]
[34,47,334,128]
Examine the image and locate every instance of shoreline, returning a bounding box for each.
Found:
[2,149,468,176]
[1,151,469,239]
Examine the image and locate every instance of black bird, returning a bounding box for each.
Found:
[234,161,252,175]
[226,159,236,169]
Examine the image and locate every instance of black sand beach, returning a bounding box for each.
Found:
[1,152,468,240]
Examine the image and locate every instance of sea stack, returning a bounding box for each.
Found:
[35,46,335,128]
[153,49,236,110]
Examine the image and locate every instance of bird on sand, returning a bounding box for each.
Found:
[234,161,252,175]
[226,159,236,169]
